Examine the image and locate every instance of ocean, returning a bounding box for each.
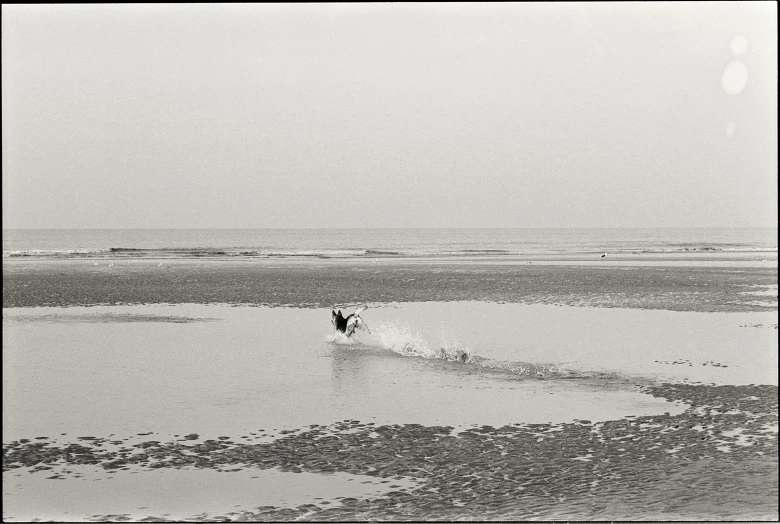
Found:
[2,227,777,260]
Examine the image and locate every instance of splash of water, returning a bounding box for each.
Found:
[328,322,582,379]
[368,323,475,363]
[325,331,356,345]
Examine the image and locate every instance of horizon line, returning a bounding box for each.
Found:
[2,226,778,231]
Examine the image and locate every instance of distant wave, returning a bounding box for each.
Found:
[3,248,363,259]
[3,244,777,260]
[110,248,229,256]
[634,246,778,254]
[457,249,511,255]
[3,249,105,258]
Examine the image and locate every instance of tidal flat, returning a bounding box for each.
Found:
[3,383,777,521]
[3,258,778,312]
[2,258,778,521]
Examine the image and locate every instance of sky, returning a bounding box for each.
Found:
[2,2,777,229]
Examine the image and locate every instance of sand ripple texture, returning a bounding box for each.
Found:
[3,384,777,522]
[3,261,777,312]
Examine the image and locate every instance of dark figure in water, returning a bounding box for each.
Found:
[333,310,348,332]
[331,306,370,337]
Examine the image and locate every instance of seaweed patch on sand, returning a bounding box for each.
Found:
[740,323,779,329]
[3,384,776,521]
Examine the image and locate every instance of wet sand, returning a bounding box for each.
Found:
[3,258,777,312]
[3,258,778,521]
[3,384,777,521]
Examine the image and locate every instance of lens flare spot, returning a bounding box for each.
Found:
[726,121,736,137]
[721,61,748,95]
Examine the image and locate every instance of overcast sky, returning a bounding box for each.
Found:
[2,3,777,228]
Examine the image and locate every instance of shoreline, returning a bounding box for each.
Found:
[3,250,778,265]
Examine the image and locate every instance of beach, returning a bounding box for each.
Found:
[4,1,778,520]
[3,254,778,521]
